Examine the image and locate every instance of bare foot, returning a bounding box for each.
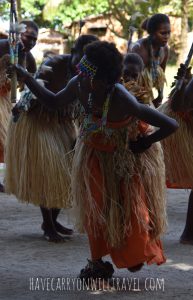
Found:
[0,183,5,193]
[41,223,68,243]
[54,221,73,235]
[179,237,193,245]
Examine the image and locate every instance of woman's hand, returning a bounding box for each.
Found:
[153,89,163,108]
[12,104,22,122]
[6,64,30,82]
[129,136,151,154]
[153,95,162,108]
[171,64,192,89]
[170,64,192,112]
[176,64,192,82]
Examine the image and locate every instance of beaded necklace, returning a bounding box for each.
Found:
[148,38,161,82]
[79,89,111,138]
[77,55,112,137]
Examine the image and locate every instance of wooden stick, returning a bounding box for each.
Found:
[9,0,19,103]
[175,42,193,91]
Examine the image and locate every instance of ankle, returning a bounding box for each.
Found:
[79,259,114,282]
[41,222,55,232]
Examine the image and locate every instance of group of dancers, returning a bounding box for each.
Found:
[0,13,193,285]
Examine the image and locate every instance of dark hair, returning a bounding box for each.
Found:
[147,14,170,35]
[124,53,144,71]
[74,34,99,51]
[84,41,123,85]
[141,17,150,31]
[19,20,39,33]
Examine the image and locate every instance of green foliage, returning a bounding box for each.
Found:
[0,0,10,19]
[43,0,109,24]
[0,0,192,34]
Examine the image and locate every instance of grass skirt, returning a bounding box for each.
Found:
[139,66,166,104]
[0,55,12,160]
[158,101,193,188]
[71,120,166,248]
[5,106,77,208]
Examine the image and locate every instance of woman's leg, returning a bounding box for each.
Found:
[51,208,73,235]
[180,190,193,245]
[40,206,66,242]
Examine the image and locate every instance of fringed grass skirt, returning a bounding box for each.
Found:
[71,130,166,245]
[0,92,12,146]
[158,101,193,189]
[5,107,77,208]
[0,55,12,156]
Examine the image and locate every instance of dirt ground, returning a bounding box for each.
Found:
[0,187,193,300]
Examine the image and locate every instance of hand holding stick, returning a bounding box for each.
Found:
[174,42,193,92]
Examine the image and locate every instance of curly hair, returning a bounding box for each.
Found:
[84,41,123,84]
[147,14,170,35]
[74,35,99,52]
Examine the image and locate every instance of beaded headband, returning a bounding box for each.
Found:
[77,55,97,79]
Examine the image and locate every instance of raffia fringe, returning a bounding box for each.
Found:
[0,55,12,148]
[139,67,166,103]
[159,101,193,187]
[0,93,12,148]
[124,80,151,104]
[71,137,166,248]
[5,108,77,208]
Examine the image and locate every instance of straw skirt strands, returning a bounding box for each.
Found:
[5,105,77,208]
[0,55,12,160]
[71,118,166,248]
[158,101,193,188]
[139,66,166,104]
[124,80,151,105]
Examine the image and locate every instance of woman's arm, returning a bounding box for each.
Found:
[14,64,78,110]
[153,47,169,108]
[26,52,37,74]
[116,83,179,150]
[160,46,169,71]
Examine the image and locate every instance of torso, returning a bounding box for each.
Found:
[131,38,168,69]
[77,76,133,123]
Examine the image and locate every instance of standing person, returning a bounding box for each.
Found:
[8,41,178,280]
[131,13,171,107]
[5,35,99,242]
[0,20,38,192]
[158,64,193,245]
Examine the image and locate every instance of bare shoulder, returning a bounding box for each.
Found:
[44,54,70,69]
[131,38,149,63]
[131,38,147,51]
[114,83,139,109]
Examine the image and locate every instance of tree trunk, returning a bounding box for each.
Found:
[177,0,188,66]
[16,0,22,22]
